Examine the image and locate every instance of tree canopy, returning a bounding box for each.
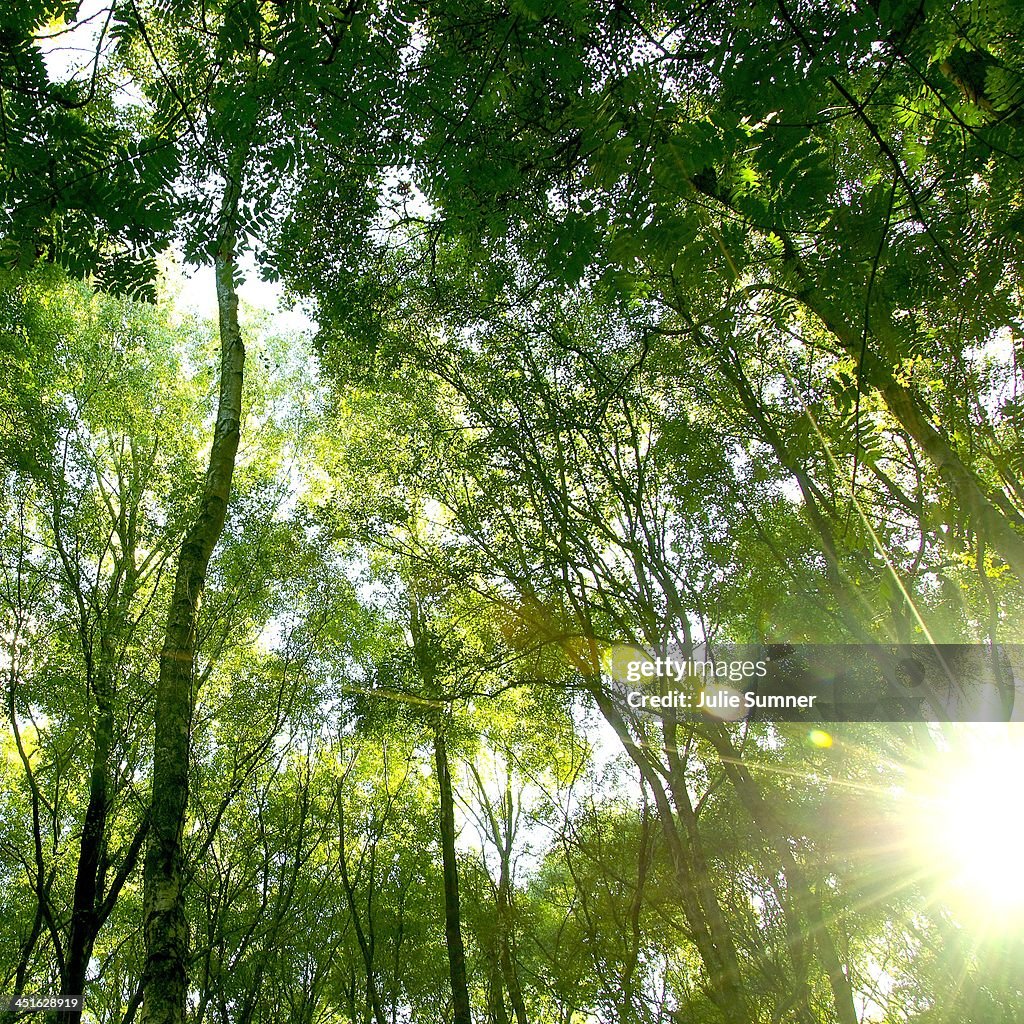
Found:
[2,3,1023,1024]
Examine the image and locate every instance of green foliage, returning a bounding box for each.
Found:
[2,4,1024,1024]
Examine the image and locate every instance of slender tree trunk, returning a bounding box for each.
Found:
[660,731,748,1018]
[141,219,245,1024]
[705,725,859,1024]
[619,794,651,1023]
[408,590,473,1024]
[336,797,388,1024]
[498,941,527,1024]
[797,281,1024,580]
[491,786,526,1024]
[63,672,114,1024]
[434,729,473,1024]
[488,952,511,1024]
[588,685,752,1024]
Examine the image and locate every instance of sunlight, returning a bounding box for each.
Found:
[909,727,1024,928]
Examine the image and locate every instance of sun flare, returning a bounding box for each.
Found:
[908,728,1024,927]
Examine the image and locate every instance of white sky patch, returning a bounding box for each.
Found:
[35,0,114,83]
[170,252,316,336]
[780,476,803,503]
[34,5,316,339]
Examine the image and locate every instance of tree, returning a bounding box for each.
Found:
[349,0,1024,593]
[4,4,1024,1024]
[0,268,208,1022]
[101,2,420,1019]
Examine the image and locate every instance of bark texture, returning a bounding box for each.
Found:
[141,233,245,1024]
[434,729,473,1024]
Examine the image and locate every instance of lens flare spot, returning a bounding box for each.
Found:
[603,644,651,683]
[700,684,746,721]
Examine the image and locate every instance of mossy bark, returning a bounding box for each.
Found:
[141,234,245,1024]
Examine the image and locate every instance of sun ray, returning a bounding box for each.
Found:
[901,726,1024,930]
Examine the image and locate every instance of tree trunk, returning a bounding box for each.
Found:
[705,724,859,1024]
[63,672,114,1024]
[488,951,510,1024]
[141,224,245,1024]
[434,729,473,1024]
[336,796,388,1024]
[588,684,752,1024]
[408,590,474,1024]
[492,785,527,1024]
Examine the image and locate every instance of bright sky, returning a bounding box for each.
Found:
[33,3,312,334]
[35,0,111,82]
[171,254,314,334]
